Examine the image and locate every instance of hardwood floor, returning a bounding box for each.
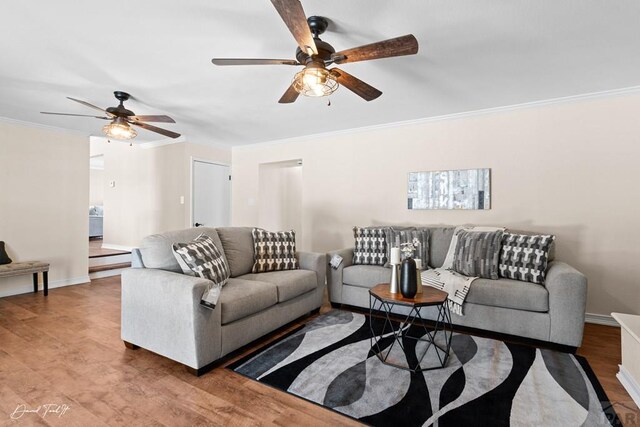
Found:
[89,239,130,258]
[0,277,637,426]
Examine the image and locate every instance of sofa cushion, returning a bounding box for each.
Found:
[428,227,456,268]
[251,228,299,273]
[139,227,226,273]
[216,227,255,277]
[239,270,317,303]
[343,265,391,289]
[219,278,278,325]
[466,278,549,312]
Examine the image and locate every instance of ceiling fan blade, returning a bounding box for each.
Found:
[66,97,114,116]
[212,58,301,66]
[129,115,176,123]
[332,34,419,64]
[331,68,382,101]
[129,121,181,139]
[278,84,300,104]
[270,0,317,55]
[41,112,110,119]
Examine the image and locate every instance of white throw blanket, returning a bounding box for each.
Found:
[422,225,505,315]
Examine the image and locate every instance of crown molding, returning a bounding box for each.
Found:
[233,85,640,151]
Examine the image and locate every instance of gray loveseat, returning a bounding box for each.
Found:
[327,226,587,349]
[121,227,326,375]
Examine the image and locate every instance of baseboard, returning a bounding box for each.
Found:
[585,313,620,327]
[617,365,640,408]
[0,275,90,298]
[101,243,134,252]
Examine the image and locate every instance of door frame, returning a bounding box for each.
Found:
[189,157,231,228]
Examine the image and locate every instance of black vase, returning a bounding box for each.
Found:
[400,258,417,298]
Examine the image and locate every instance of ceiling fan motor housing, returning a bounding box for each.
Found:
[296,38,335,64]
[107,91,135,117]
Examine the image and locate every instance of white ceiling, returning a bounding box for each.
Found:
[1,1,639,146]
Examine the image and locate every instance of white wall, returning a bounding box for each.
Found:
[90,139,230,248]
[231,92,640,317]
[258,161,304,247]
[89,168,104,206]
[0,120,89,296]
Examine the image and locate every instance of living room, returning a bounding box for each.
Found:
[1,1,639,425]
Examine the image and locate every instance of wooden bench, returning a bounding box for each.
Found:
[0,261,50,296]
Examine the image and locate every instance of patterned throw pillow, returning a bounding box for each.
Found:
[172,234,230,309]
[453,230,504,279]
[353,227,388,266]
[499,233,556,284]
[384,228,429,268]
[251,228,299,273]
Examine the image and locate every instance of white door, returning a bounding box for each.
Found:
[192,160,231,228]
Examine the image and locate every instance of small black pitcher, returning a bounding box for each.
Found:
[400,258,417,298]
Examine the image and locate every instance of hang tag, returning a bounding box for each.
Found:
[330,254,343,269]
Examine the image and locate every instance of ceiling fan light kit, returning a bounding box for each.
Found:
[102,117,137,140]
[211,1,419,103]
[292,63,338,97]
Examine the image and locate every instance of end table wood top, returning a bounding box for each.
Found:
[370,283,449,307]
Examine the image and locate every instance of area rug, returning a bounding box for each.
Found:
[228,310,620,426]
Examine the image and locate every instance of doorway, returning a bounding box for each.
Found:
[191,160,231,228]
[258,159,303,245]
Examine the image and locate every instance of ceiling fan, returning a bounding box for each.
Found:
[41,91,181,140]
[211,0,419,103]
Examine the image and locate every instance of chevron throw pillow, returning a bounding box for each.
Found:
[353,227,388,266]
[251,228,299,273]
[499,233,556,284]
[172,234,230,309]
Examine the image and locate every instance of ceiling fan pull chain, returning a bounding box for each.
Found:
[327,98,331,107]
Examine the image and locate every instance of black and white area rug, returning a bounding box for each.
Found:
[229,310,620,426]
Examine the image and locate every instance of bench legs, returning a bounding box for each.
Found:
[32,271,49,296]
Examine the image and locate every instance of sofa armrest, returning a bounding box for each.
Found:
[298,251,327,290]
[121,268,222,369]
[326,247,354,304]
[545,261,587,347]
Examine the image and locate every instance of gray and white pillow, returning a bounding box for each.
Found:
[251,228,299,273]
[353,227,388,266]
[172,234,230,309]
[453,230,504,279]
[384,227,429,268]
[499,233,555,284]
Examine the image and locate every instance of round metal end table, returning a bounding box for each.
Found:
[369,283,452,372]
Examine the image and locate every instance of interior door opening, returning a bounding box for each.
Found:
[192,160,231,228]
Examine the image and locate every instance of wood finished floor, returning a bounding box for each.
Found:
[0,276,638,426]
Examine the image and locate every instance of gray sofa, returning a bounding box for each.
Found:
[327,226,587,349]
[121,227,326,375]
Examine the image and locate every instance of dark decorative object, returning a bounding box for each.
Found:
[400,257,417,298]
[0,241,12,265]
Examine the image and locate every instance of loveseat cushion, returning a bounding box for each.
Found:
[343,265,391,288]
[239,270,317,303]
[216,227,255,277]
[466,278,549,312]
[219,278,278,325]
[139,227,226,273]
